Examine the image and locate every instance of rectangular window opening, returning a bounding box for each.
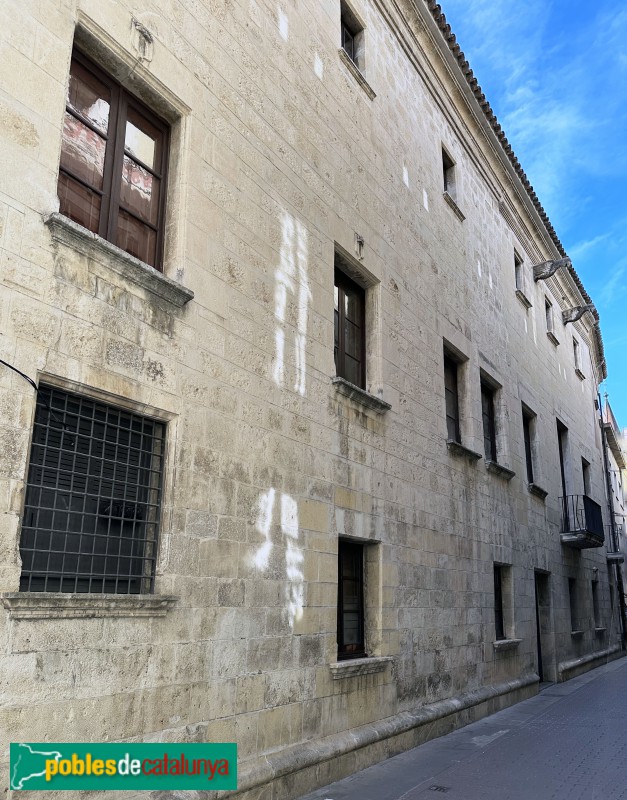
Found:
[493,564,512,641]
[568,578,579,632]
[592,580,600,628]
[481,380,497,462]
[340,1,364,71]
[582,457,591,497]
[58,49,170,270]
[334,262,366,389]
[514,253,523,292]
[522,405,535,484]
[338,540,366,659]
[444,352,461,444]
[442,148,456,197]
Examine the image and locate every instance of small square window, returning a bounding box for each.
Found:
[58,50,170,270]
[481,380,497,462]
[340,2,365,71]
[334,265,366,389]
[19,385,165,594]
[337,540,366,659]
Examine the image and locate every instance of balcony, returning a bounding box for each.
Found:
[560,495,604,549]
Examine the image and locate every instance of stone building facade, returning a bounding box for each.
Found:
[0,0,623,797]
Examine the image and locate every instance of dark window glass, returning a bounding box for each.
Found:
[19,385,165,594]
[58,51,169,270]
[514,253,523,291]
[592,581,600,627]
[522,408,534,483]
[338,540,365,659]
[494,565,505,640]
[545,298,553,331]
[444,355,461,443]
[442,149,455,193]
[481,382,497,461]
[582,458,591,496]
[342,25,355,61]
[334,267,366,389]
[568,578,578,631]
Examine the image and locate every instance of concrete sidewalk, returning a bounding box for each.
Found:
[297,656,627,800]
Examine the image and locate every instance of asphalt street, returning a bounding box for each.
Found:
[297,656,627,800]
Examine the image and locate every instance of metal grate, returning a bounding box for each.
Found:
[428,787,450,793]
[19,385,165,594]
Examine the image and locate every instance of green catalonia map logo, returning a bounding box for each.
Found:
[10,742,237,791]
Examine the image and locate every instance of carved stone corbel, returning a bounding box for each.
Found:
[562,304,594,325]
[533,257,571,282]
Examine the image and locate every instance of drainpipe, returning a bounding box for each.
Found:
[599,392,626,648]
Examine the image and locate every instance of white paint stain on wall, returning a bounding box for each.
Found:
[273,212,311,396]
[423,189,429,211]
[278,7,289,40]
[477,260,482,277]
[250,488,304,628]
[402,164,409,187]
[251,487,275,570]
[314,53,324,79]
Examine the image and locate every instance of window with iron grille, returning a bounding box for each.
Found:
[334,266,366,389]
[19,385,165,594]
[58,50,169,270]
[337,540,366,659]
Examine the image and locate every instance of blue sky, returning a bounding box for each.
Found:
[439,0,627,429]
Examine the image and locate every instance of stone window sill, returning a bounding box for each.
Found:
[493,638,522,652]
[338,49,376,100]
[575,368,586,381]
[546,331,560,347]
[528,482,549,500]
[45,213,194,308]
[329,656,393,679]
[332,377,391,414]
[1,592,178,620]
[447,439,482,461]
[486,460,516,481]
[515,289,533,309]
[594,627,607,635]
[443,191,465,221]
[570,629,584,638]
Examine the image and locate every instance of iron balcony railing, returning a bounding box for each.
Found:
[560,494,604,547]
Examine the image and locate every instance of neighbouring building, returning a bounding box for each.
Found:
[602,400,627,615]
[0,0,623,797]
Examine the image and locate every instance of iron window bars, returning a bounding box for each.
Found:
[19,385,165,594]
